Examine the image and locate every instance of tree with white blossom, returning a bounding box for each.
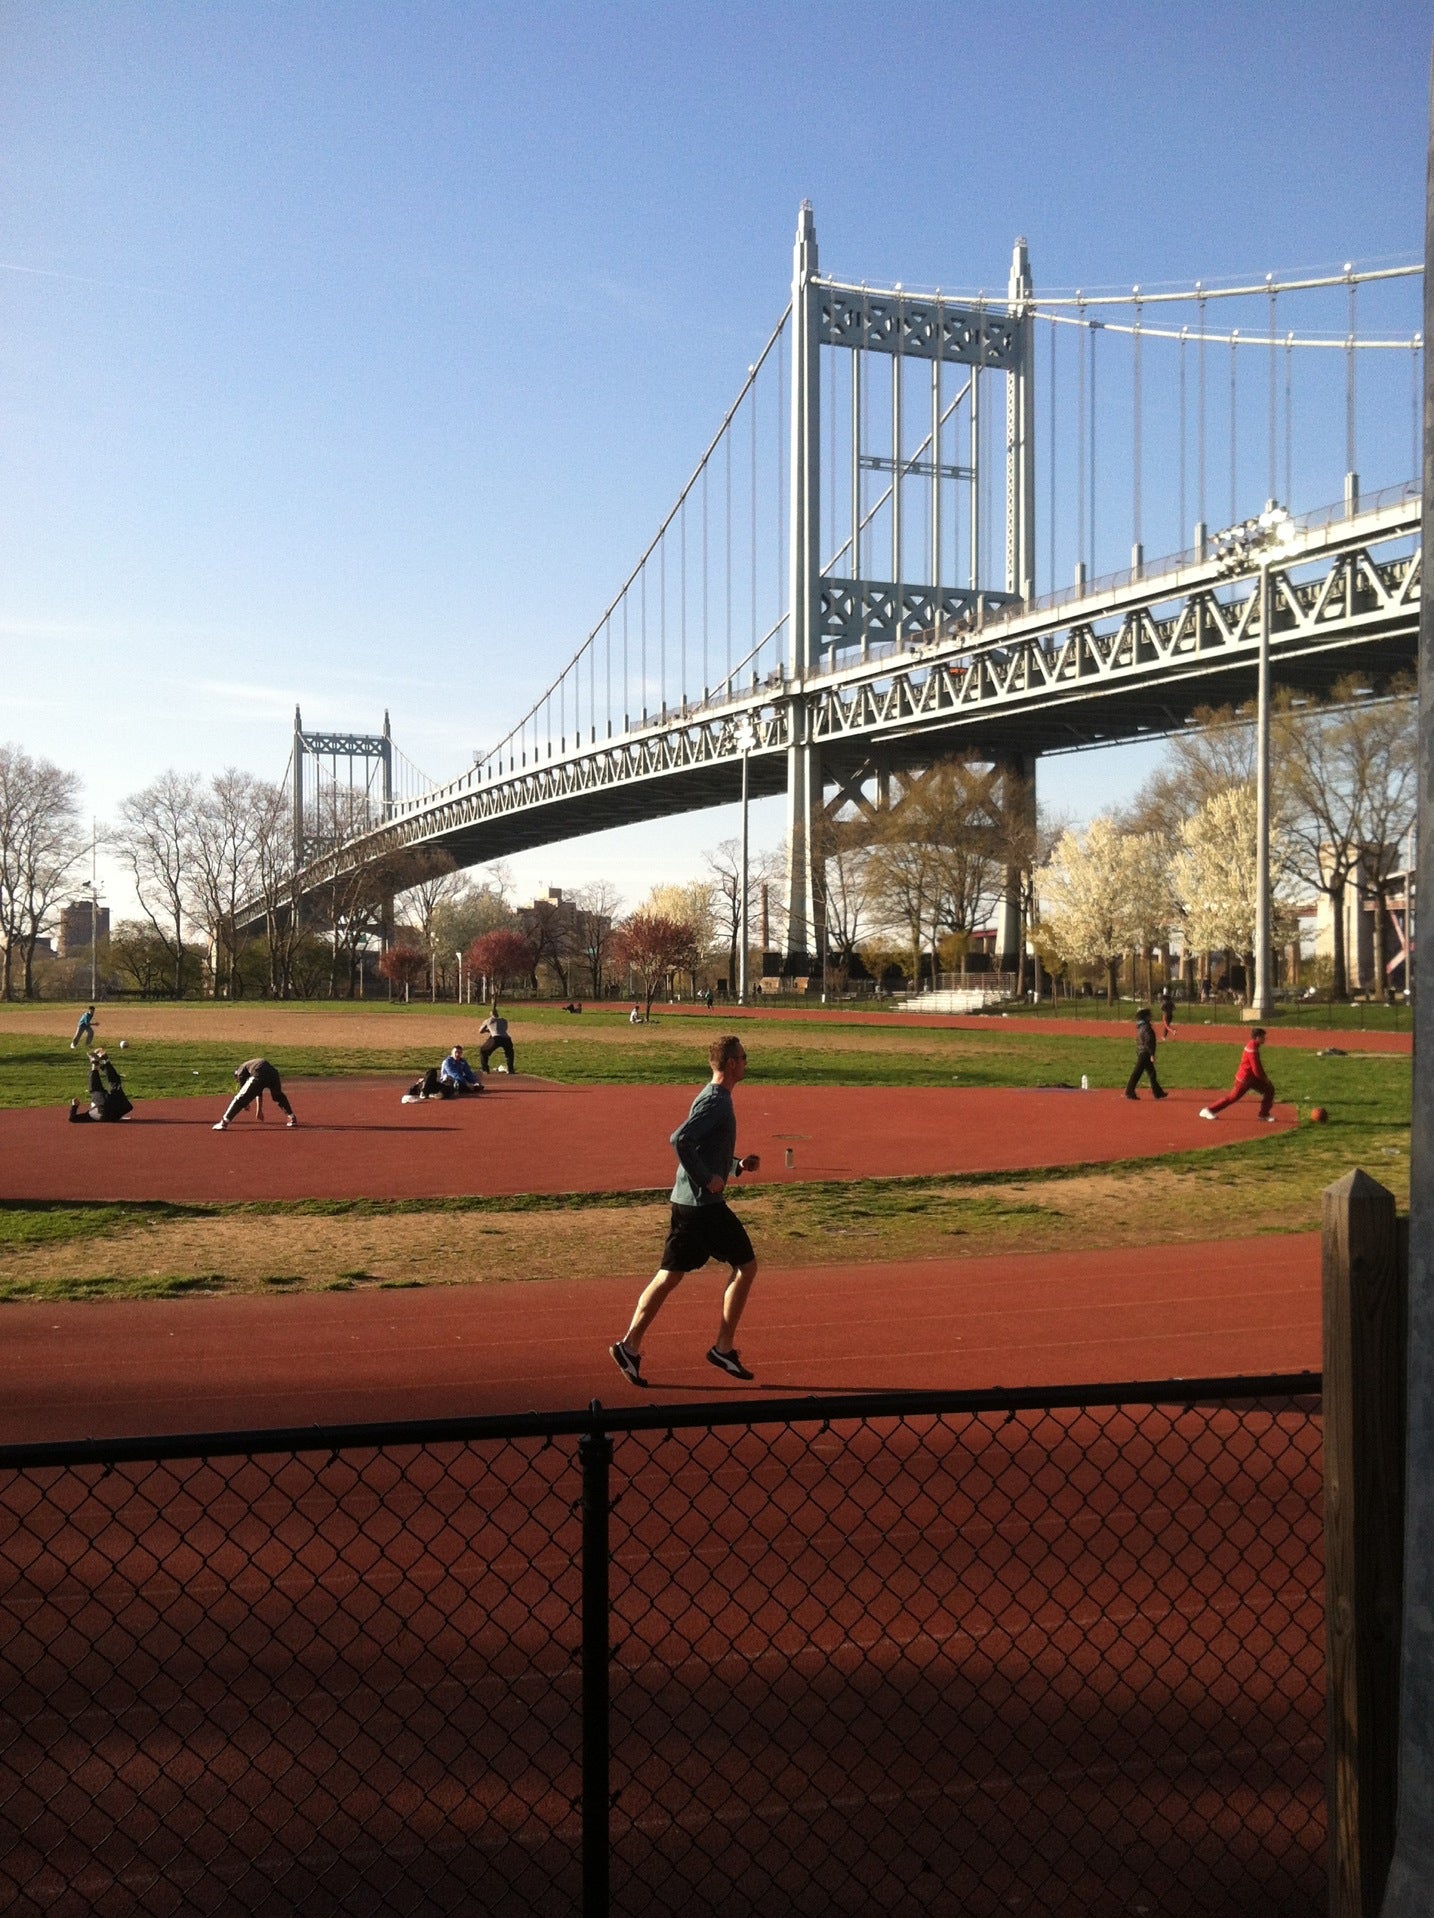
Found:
[1038,818,1174,1003]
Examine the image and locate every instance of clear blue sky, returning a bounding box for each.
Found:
[2,2,1428,916]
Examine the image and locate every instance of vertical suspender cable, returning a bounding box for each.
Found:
[1197,286,1207,531]
[1229,330,1239,526]
[680,498,686,706]
[1048,316,1057,597]
[828,327,837,566]
[777,330,785,647]
[1132,289,1142,556]
[750,375,758,662]
[1179,327,1188,550]
[892,303,903,635]
[702,460,708,699]
[1267,276,1278,504]
[660,533,667,713]
[1346,264,1358,483]
[1076,300,1086,579]
[931,306,942,604]
[623,597,629,730]
[971,303,983,591]
[725,425,732,688]
[1088,317,1097,578]
[641,567,647,721]
[1286,332,1294,509]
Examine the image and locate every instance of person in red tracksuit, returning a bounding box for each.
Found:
[1199,1027,1278,1122]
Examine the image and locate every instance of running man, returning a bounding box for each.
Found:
[1124,1009,1167,1101]
[611,1034,762,1386]
[478,1004,515,1074]
[214,1058,297,1130]
[70,1005,97,1050]
[1200,1027,1278,1122]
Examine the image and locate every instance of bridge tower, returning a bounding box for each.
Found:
[782,207,1039,976]
[291,707,394,872]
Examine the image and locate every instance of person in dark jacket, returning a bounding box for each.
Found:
[610,1035,762,1387]
[402,1065,452,1103]
[1124,1010,1167,1101]
[69,1050,133,1122]
[214,1058,296,1130]
[1159,985,1176,1039]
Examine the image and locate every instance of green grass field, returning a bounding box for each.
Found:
[0,1004,1409,1304]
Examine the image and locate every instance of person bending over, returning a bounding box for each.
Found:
[69,1049,132,1122]
[214,1058,296,1131]
[478,1005,515,1074]
[439,1045,483,1095]
[70,1005,97,1050]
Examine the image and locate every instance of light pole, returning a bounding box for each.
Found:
[88,822,98,1003]
[1216,502,1294,1021]
[736,719,755,1004]
[455,950,463,1005]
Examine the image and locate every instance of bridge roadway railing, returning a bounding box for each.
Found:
[257,484,1420,909]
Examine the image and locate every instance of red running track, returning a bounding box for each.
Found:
[0,1078,1297,1206]
[0,1233,1319,1442]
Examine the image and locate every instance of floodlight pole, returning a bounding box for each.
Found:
[1379,52,1434,1913]
[1253,558,1275,1019]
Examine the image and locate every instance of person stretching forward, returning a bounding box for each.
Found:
[611,1034,762,1386]
[1200,1028,1278,1123]
[214,1058,296,1130]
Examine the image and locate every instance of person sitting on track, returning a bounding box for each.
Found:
[439,1045,484,1096]
[478,1005,515,1074]
[214,1058,297,1131]
[69,1049,133,1122]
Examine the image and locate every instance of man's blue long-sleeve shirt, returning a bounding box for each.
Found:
[440,1055,478,1088]
[670,1081,741,1207]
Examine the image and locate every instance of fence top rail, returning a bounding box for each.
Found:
[0,1371,1322,1471]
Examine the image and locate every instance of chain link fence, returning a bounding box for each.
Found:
[0,1378,1324,1916]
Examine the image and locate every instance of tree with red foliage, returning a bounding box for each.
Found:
[616,911,697,1021]
[468,926,536,994]
[377,944,430,998]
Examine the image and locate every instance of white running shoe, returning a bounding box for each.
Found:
[213,1119,228,1131]
[1198,1108,1216,1121]
[287,1116,298,1128]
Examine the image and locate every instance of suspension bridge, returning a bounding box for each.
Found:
[267,205,1424,971]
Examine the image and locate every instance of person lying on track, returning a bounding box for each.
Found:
[69,1049,133,1122]
[402,1065,454,1103]
[214,1058,297,1131]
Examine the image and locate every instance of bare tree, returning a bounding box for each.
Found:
[573,879,624,996]
[249,782,302,999]
[1350,680,1418,998]
[704,840,744,989]
[186,770,265,998]
[0,746,85,999]
[394,851,463,1000]
[114,771,200,997]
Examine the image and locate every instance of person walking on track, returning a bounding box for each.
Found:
[478,1004,515,1074]
[610,1034,762,1387]
[1159,985,1176,1039]
[214,1058,297,1130]
[1124,1009,1167,1101]
[1200,1027,1278,1122]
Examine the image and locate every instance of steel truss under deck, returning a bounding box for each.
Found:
[267,495,1418,910]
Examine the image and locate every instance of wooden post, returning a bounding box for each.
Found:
[1323,1169,1407,1917]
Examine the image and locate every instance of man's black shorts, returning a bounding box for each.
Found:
[658,1202,754,1274]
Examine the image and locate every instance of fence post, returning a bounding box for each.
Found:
[580,1417,613,1918]
[1323,1169,1407,1918]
